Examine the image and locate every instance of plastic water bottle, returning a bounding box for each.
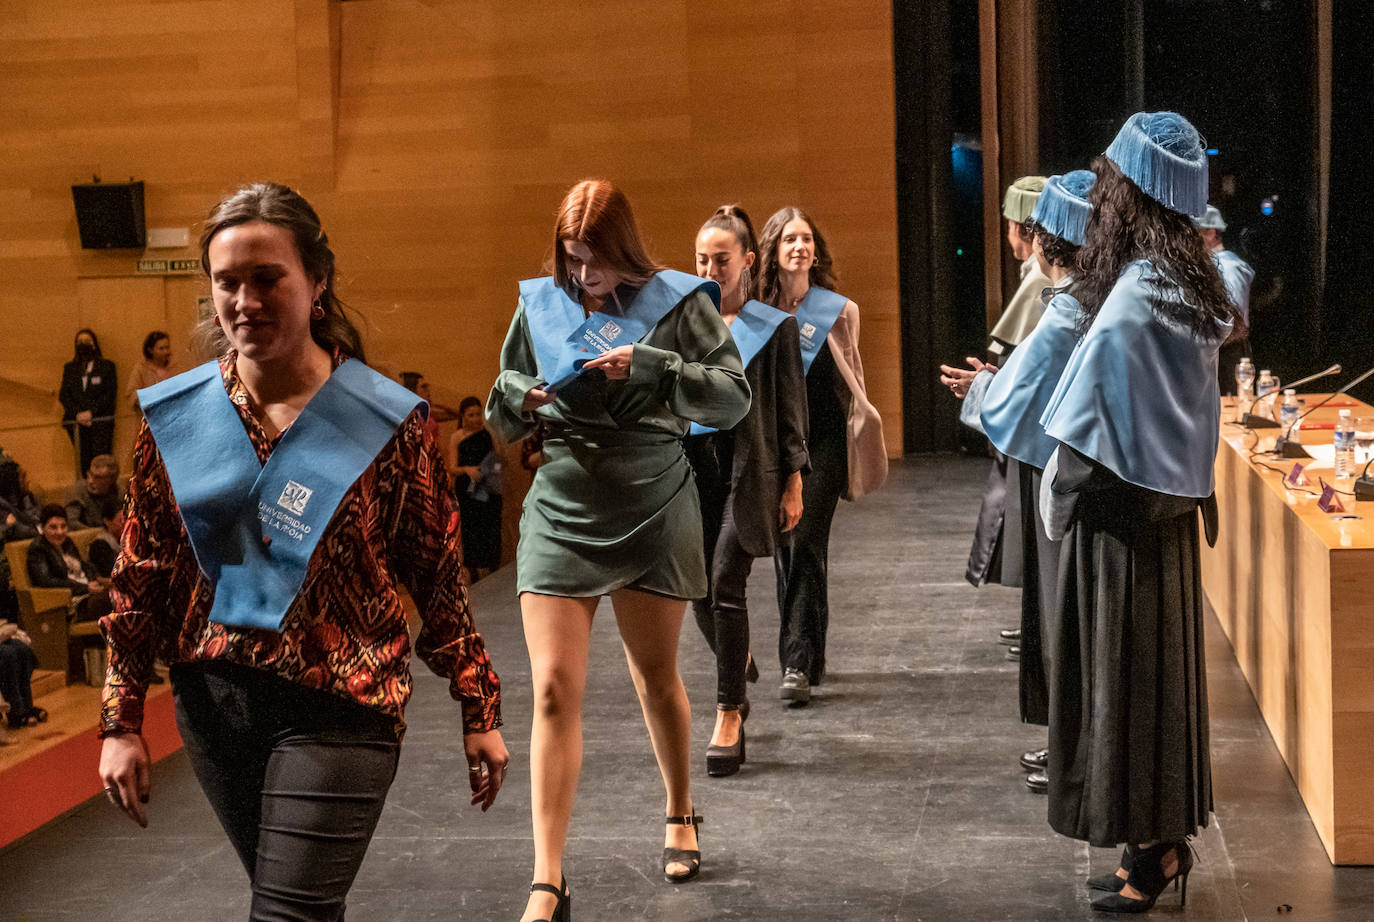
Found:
[1255,369,1279,419]
[1280,389,1300,442]
[1335,410,1356,479]
[1235,357,1255,399]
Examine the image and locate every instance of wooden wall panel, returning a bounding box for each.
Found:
[1,0,902,495]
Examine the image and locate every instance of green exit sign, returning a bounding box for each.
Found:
[136,258,200,274]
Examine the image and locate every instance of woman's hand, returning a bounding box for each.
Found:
[464,728,509,812]
[99,732,151,827]
[582,345,633,380]
[521,387,557,412]
[778,472,804,532]
[938,357,998,399]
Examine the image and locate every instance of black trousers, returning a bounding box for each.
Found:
[773,444,844,682]
[0,638,38,721]
[172,662,400,922]
[691,499,755,706]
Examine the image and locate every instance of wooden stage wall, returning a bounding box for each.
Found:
[0,0,902,497]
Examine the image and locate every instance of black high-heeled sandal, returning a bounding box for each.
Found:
[526,876,570,922]
[1090,840,1193,913]
[663,813,703,883]
[705,708,746,777]
[1086,843,1134,892]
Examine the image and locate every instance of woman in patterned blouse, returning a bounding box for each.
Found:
[97,182,508,920]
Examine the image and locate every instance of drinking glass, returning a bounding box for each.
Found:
[1355,416,1374,467]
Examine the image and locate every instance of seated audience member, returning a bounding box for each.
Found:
[26,503,109,620]
[88,495,124,580]
[0,620,44,729]
[1,457,40,543]
[66,454,123,529]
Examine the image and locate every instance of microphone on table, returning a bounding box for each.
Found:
[1272,364,1374,459]
[1243,364,1340,429]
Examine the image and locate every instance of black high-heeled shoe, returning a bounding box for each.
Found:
[526,876,570,922]
[663,813,703,883]
[705,710,746,777]
[1090,840,1193,913]
[1086,844,1134,892]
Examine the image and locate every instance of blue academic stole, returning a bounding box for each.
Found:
[688,299,789,436]
[520,270,722,392]
[139,359,423,632]
[793,287,848,374]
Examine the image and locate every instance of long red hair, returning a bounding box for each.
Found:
[551,179,660,291]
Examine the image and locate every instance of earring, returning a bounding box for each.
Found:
[311,299,325,320]
[213,316,222,327]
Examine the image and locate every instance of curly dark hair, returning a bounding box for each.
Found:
[1074,156,1236,340]
[755,207,838,307]
[1024,218,1079,270]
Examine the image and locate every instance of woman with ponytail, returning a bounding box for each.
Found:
[685,205,808,776]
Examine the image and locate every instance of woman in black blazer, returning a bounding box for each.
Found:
[58,329,117,475]
[25,503,107,621]
[687,206,809,777]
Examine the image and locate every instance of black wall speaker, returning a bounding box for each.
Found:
[71,181,145,249]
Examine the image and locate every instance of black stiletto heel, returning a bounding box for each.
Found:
[1086,843,1134,892]
[745,653,760,684]
[526,876,570,922]
[1090,840,1193,913]
[663,813,703,883]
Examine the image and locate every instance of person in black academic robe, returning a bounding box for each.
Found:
[1037,112,1236,912]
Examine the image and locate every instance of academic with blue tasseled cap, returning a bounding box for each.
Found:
[979,170,1095,735]
[1036,112,1236,912]
[1193,203,1255,329]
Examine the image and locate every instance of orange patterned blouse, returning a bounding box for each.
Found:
[100,355,502,739]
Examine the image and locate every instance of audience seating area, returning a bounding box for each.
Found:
[5,528,105,683]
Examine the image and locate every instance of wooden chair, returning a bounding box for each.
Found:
[4,529,105,681]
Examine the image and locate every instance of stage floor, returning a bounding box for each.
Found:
[2,456,1372,921]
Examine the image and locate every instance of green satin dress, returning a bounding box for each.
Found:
[487,278,751,600]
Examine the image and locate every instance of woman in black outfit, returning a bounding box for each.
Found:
[686,205,808,776]
[449,396,503,578]
[59,329,118,475]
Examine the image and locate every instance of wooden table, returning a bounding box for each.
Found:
[1202,394,1374,865]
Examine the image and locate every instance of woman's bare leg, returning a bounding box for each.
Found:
[520,592,597,921]
[609,588,697,876]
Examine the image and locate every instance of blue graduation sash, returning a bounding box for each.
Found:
[520,270,722,392]
[793,286,848,374]
[980,289,1082,470]
[688,299,789,436]
[1039,260,1232,498]
[139,359,423,631]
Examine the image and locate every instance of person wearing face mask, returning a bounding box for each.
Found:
[488,179,750,920]
[97,182,507,921]
[59,328,118,476]
[448,395,503,580]
[684,205,808,777]
[127,331,177,415]
[756,207,887,705]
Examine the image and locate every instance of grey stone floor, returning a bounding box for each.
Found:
[3,456,1373,921]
